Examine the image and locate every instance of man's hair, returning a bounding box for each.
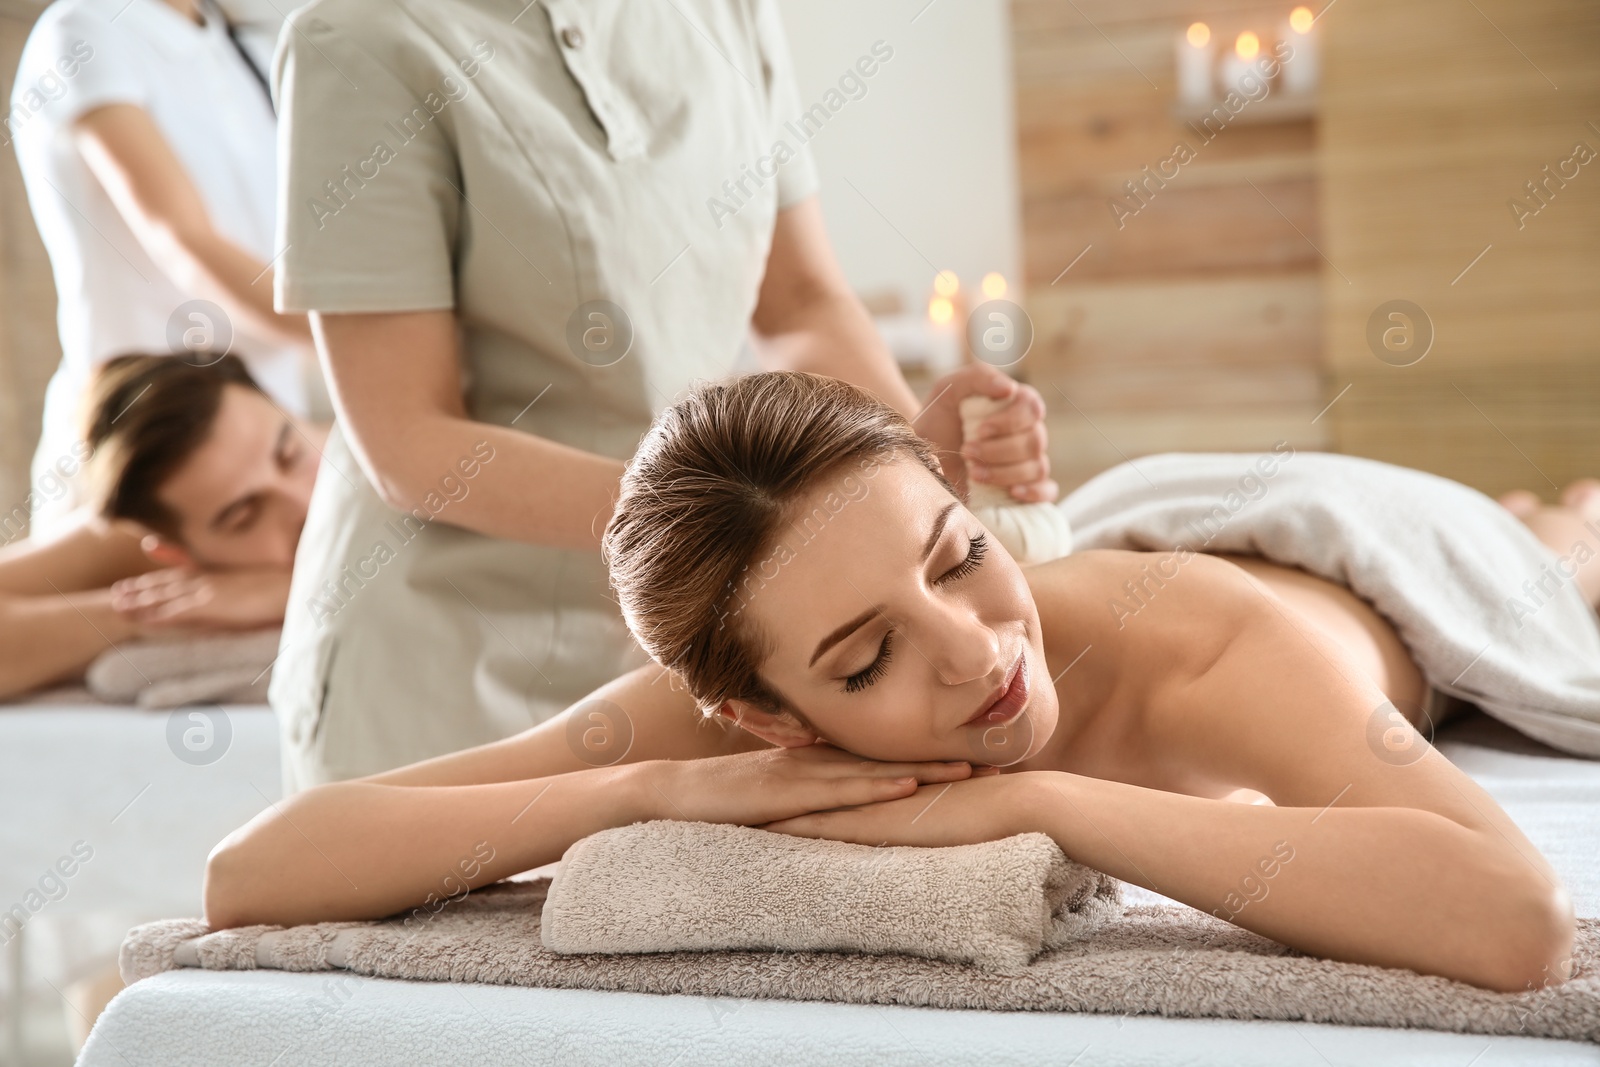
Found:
[81,353,264,539]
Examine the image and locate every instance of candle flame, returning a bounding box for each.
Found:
[1186,22,1210,48]
[1235,30,1261,59]
[933,270,959,297]
[928,295,955,325]
[981,272,1007,299]
[1289,6,1314,33]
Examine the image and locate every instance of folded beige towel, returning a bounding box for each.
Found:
[85,628,279,708]
[539,821,1123,972]
[124,880,1600,1042]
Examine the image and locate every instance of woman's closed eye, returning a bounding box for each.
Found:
[936,531,988,585]
[843,632,894,693]
[839,532,991,693]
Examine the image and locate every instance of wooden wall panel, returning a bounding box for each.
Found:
[1010,0,1329,491]
[1030,276,1326,489]
[1319,0,1600,498]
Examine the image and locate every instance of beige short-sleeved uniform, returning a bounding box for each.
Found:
[268,0,818,791]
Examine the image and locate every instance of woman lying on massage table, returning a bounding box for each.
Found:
[0,354,321,698]
[204,371,1598,995]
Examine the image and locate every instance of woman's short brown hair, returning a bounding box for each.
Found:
[80,353,263,540]
[603,371,951,719]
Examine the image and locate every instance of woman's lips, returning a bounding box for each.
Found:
[965,651,1028,727]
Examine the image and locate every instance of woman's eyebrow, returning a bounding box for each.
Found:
[920,501,959,561]
[810,607,877,667]
[808,501,960,667]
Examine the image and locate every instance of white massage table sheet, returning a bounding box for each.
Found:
[80,717,1600,1066]
[0,699,279,916]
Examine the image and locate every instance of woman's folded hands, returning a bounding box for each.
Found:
[634,742,988,830]
[761,765,1042,848]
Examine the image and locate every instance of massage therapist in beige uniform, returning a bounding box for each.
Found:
[267,0,1056,791]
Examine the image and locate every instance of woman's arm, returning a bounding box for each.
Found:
[72,103,310,347]
[203,664,727,926]
[1029,773,1572,994]
[310,309,625,550]
[773,761,1571,993]
[769,554,1576,993]
[0,517,152,697]
[203,661,976,929]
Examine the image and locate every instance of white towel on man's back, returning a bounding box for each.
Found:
[1059,450,1600,757]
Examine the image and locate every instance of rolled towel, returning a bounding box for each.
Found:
[541,820,1123,972]
[959,395,1073,565]
[85,627,280,708]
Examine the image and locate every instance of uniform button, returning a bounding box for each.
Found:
[560,25,584,49]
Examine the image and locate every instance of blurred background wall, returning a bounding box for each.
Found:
[0,0,60,528]
[1013,0,1598,495]
[1011,0,1325,492]
[1318,0,1599,498]
[776,0,1022,320]
[1,0,1596,529]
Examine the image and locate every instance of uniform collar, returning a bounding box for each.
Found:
[117,0,228,55]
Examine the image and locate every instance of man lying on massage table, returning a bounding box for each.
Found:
[205,372,1600,997]
[0,354,323,699]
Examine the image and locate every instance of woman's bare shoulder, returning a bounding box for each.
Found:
[1025,548,1257,664]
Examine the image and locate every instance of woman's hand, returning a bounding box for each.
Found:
[761,768,1041,848]
[109,566,291,630]
[642,743,980,828]
[915,363,1056,503]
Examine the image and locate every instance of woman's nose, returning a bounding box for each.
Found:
[920,603,1000,687]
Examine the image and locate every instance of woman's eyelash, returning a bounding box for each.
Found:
[937,532,989,584]
[839,533,989,694]
[843,633,893,693]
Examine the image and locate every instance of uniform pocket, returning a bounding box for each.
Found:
[269,629,339,759]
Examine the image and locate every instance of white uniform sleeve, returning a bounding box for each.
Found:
[9,6,148,134]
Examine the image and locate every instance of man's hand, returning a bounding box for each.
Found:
[109,566,291,630]
[916,363,1057,503]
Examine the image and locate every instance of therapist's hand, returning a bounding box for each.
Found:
[916,363,1057,504]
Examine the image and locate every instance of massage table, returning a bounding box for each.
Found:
[79,713,1600,1066]
[0,694,279,1063]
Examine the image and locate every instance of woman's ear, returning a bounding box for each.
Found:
[717,699,821,749]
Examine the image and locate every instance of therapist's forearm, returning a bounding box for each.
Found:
[360,410,624,551]
[71,106,311,348]
[755,290,920,421]
[315,310,624,551]
[161,228,312,347]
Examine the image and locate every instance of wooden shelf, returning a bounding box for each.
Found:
[1172,92,1318,126]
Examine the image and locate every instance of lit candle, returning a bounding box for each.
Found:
[1217,30,1262,98]
[1281,6,1318,96]
[1177,22,1213,106]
